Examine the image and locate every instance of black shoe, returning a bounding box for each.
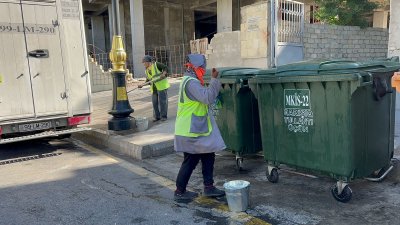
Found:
[203,186,225,197]
[174,190,198,201]
[153,118,160,122]
[161,118,167,122]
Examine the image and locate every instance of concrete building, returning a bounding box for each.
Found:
[83,0,392,79]
[371,0,390,28]
[83,0,267,77]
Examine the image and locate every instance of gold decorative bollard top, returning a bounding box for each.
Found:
[109,35,126,72]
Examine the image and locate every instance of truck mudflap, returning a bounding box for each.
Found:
[0,127,91,144]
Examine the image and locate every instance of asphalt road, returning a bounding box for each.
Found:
[1,137,399,225]
[0,139,267,225]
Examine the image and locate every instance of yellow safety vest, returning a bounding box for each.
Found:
[145,63,170,93]
[175,76,212,137]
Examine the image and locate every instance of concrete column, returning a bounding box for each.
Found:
[130,0,146,77]
[119,0,126,40]
[217,0,232,32]
[164,7,170,46]
[108,4,114,47]
[266,0,273,68]
[84,18,93,48]
[388,0,400,57]
[373,11,388,28]
[108,1,126,50]
[91,16,106,52]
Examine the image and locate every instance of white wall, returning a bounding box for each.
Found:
[388,0,400,57]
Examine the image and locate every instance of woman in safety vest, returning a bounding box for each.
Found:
[174,54,226,202]
[138,55,170,122]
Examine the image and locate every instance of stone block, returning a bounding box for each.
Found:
[107,136,127,154]
[150,141,174,157]
[247,47,258,58]
[241,24,246,32]
[250,39,260,49]
[330,42,339,48]
[258,46,267,57]
[258,20,268,30]
[139,145,153,159]
[241,49,248,59]
[241,39,248,49]
[240,31,247,41]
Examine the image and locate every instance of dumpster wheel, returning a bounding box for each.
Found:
[236,157,244,171]
[266,168,279,183]
[331,184,352,203]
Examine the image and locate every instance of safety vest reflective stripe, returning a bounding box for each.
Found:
[175,76,212,137]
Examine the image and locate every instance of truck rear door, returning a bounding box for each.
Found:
[57,0,91,115]
[0,1,35,120]
[23,0,68,116]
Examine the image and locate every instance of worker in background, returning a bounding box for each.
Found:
[173,53,226,202]
[138,55,170,122]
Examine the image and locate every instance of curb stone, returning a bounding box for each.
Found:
[72,129,174,160]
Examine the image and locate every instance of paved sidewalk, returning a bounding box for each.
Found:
[73,78,183,159]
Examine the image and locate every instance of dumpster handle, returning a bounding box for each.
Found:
[239,78,249,88]
[364,165,394,182]
[373,76,393,101]
[359,72,373,87]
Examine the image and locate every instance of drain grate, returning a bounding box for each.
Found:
[0,152,62,165]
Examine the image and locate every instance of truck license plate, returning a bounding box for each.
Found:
[19,121,52,132]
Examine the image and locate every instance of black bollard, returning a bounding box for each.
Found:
[107,0,134,131]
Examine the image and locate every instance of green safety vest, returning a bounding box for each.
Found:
[175,76,212,137]
[145,62,170,93]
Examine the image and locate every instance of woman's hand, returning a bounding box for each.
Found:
[211,68,219,78]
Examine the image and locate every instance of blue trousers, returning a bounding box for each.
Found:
[152,89,168,120]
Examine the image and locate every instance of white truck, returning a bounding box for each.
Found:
[0,0,91,144]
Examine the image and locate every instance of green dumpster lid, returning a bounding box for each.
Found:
[358,60,400,73]
[272,59,400,76]
[275,60,359,76]
[373,56,399,62]
[253,68,276,76]
[205,67,261,78]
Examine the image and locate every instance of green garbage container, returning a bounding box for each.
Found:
[248,60,400,202]
[205,68,266,170]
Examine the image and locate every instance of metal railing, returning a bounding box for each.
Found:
[277,0,304,44]
[307,4,320,24]
[89,43,192,88]
[190,38,208,55]
[87,44,107,55]
[88,55,134,74]
[145,43,191,77]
